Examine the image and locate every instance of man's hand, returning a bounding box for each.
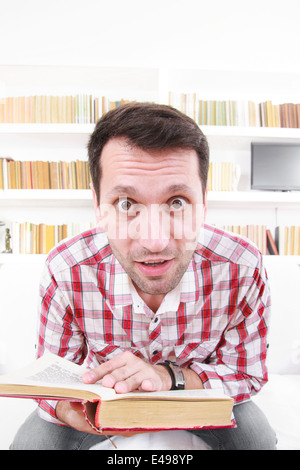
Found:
[55,401,141,437]
[56,401,100,434]
[56,352,172,436]
[82,351,172,393]
[56,352,203,435]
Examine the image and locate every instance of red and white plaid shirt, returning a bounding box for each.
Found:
[37,224,271,424]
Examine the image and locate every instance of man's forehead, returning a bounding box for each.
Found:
[101,137,198,160]
[100,139,200,175]
[98,139,203,202]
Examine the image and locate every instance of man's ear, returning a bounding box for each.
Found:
[91,183,102,226]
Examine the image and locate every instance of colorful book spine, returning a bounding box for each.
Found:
[220,225,300,256]
[0,95,134,124]
[11,222,94,254]
[275,225,300,255]
[0,159,91,190]
[168,93,300,129]
[207,162,240,192]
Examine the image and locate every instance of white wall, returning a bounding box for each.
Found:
[0,261,43,373]
[0,0,299,73]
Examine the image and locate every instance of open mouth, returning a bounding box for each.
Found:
[136,259,173,276]
[141,260,167,266]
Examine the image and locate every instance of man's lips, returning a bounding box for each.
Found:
[135,259,174,276]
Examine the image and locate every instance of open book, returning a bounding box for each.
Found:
[0,353,234,432]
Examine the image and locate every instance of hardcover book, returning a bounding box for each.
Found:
[0,352,235,433]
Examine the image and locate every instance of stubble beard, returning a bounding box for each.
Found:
[111,243,196,296]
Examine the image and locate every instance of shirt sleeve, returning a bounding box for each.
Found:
[189,255,271,404]
[36,260,86,424]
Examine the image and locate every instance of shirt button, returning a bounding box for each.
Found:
[154,317,159,323]
[152,350,159,356]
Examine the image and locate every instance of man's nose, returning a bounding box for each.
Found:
[138,234,170,253]
[137,204,170,252]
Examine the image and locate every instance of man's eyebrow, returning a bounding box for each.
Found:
[165,184,196,195]
[106,185,138,198]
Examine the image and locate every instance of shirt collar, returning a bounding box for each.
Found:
[129,278,182,315]
[102,243,204,311]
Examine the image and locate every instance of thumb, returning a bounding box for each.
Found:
[69,401,83,412]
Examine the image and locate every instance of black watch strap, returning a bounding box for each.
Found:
[158,360,185,390]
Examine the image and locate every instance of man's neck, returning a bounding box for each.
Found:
[134,287,165,313]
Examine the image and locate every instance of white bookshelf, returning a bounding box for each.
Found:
[1,188,300,208]
[207,190,300,208]
[0,124,94,134]
[1,122,299,139]
[0,64,299,258]
[0,189,92,206]
[0,253,46,265]
[204,125,300,140]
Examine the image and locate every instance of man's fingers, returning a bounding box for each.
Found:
[82,351,140,384]
[101,361,142,388]
[112,368,163,394]
[82,351,165,393]
[101,373,117,388]
[82,353,127,383]
[82,351,171,394]
[82,369,98,384]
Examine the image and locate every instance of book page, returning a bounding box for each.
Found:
[0,352,232,402]
[0,352,117,399]
[0,352,87,384]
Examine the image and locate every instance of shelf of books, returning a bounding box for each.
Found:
[0,158,90,190]
[1,157,300,207]
[168,92,300,127]
[8,221,94,255]
[0,83,299,262]
[0,91,300,135]
[0,222,298,257]
[1,91,300,127]
[219,225,300,256]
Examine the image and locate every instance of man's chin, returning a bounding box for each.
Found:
[130,273,180,296]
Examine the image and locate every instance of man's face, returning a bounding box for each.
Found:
[93,138,206,307]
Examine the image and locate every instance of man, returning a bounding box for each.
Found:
[11,103,276,450]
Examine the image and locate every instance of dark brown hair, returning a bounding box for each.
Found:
[87,102,209,204]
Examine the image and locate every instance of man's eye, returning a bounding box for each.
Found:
[116,198,134,213]
[169,197,186,211]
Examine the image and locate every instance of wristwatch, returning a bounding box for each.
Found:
[159,360,185,390]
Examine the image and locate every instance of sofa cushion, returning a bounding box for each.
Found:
[263,256,300,374]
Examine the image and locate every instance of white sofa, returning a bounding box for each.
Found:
[251,256,300,450]
[0,256,299,450]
